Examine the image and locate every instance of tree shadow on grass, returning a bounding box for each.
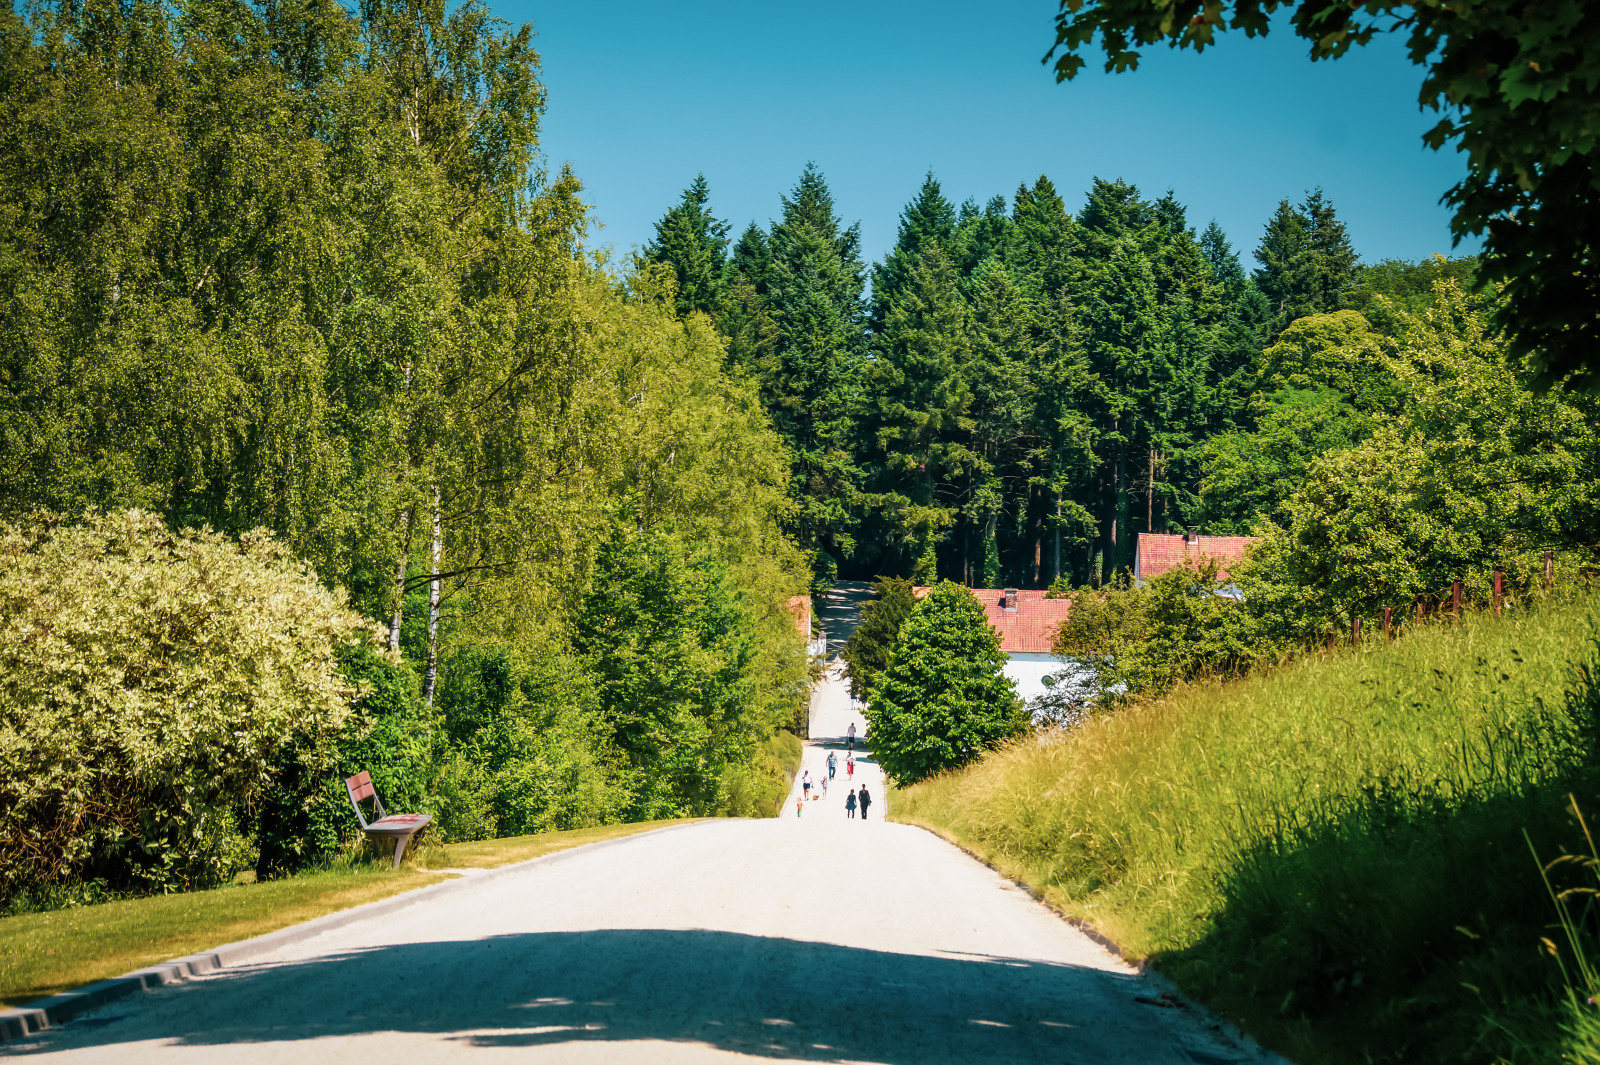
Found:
[1152,781,1593,1065]
[19,929,1214,1064]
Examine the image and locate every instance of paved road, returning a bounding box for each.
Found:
[14,601,1249,1064]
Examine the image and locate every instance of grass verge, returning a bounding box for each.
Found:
[1,817,706,1008]
[431,818,707,868]
[893,592,1600,1065]
[0,866,448,1007]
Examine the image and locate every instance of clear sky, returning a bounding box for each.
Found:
[498,0,1478,270]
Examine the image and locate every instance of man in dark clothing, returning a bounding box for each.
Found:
[857,786,872,820]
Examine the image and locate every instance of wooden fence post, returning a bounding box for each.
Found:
[1415,599,1425,624]
[1545,549,1555,590]
[1382,606,1393,639]
[1452,580,1463,620]
[1493,567,1504,616]
[1352,612,1362,645]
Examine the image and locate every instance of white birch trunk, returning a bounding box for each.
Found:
[422,486,442,706]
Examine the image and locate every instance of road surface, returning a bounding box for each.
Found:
[13,593,1249,1064]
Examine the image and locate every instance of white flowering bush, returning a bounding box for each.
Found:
[0,510,370,902]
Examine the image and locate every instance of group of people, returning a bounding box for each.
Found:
[796,726,871,820]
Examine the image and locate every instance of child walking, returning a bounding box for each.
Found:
[845,789,857,819]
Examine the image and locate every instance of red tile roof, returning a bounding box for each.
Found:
[912,586,1071,654]
[1134,534,1256,582]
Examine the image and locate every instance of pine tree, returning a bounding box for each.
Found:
[640,174,729,320]
[871,172,958,329]
[950,195,1013,282]
[1200,220,1269,429]
[761,164,869,584]
[859,241,971,573]
[865,581,1026,784]
[1253,198,1308,324]
[1253,190,1358,335]
[1301,188,1359,314]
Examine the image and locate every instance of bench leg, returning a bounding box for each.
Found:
[391,830,419,870]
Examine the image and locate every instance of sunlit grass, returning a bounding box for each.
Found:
[432,818,709,868]
[0,865,448,1007]
[895,591,1599,1064]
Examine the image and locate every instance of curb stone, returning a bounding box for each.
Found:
[900,821,1298,1065]
[0,819,713,1043]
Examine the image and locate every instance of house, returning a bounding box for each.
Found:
[1133,528,1256,597]
[913,585,1074,703]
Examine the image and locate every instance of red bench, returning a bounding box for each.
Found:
[345,771,432,869]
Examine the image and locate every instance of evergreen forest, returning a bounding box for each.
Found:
[642,167,1590,599]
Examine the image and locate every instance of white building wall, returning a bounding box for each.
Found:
[1004,652,1096,704]
[1004,652,1061,704]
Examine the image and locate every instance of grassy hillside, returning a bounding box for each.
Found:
[893,592,1600,1064]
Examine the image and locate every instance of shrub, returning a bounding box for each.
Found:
[866,581,1026,784]
[432,641,627,841]
[1056,559,1267,698]
[254,642,435,877]
[0,511,368,902]
[839,577,916,701]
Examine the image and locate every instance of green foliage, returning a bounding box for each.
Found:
[255,641,436,877]
[720,730,803,818]
[839,577,918,701]
[1043,0,1600,388]
[1195,386,1367,534]
[0,0,813,903]
[427,641,625,843]
[1240,276,1600,638]
[866,581,1025,784]
[0,511,368,902]
[573,528,784,820]
[1056,559,1262,697]
[898,592,1600,1064]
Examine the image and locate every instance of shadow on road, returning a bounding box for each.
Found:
[24,930,1175,1063]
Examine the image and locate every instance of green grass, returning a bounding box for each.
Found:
[433,818,708,868]
[894,592,1600,1065]
[0,817,705,1008]
[0,865,450,1007]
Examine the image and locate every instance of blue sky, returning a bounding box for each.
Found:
[501,0,1477,270]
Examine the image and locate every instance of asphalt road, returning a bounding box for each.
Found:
[14,613,1250,1064]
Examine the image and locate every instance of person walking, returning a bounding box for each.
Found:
[827,751,837,779]
[801,769,811,802]
[858,785,872,821]
[820,772,829,799]
[847,722,857,751]
[846,753,855,780]
[845,789,857,819]
[795,797,803,817]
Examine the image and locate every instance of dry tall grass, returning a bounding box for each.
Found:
[895,591,1600,1064]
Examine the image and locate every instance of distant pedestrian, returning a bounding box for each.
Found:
[820,773,829,798]
[796,798,803,817]
[847,722,857,750]
[827,751,837,779]
[845,789,857,819]
[846,754,855,779]
[858,786,872,820]
[801,770,811,801]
